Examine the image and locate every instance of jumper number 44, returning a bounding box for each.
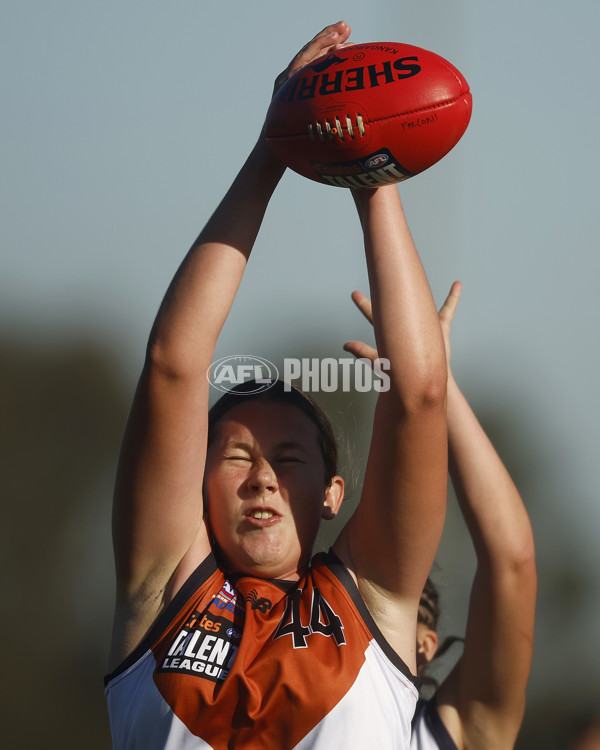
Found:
[274,587,346,649]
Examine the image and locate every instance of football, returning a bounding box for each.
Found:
[265,42,472,188]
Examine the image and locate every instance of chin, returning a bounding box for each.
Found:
[215,525,312,580]
[236,542,305,581]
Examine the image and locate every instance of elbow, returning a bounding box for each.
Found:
[511,532,537,581]
[145,335,178,379]
[419,369,448,408]
[503,545,538,611]
[486,525,537,585]
[391,364,448,414]
[505,515,537,574]
[145,331,202,383]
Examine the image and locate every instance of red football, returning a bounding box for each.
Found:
[265,42,472,188]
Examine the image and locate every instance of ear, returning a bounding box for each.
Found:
[321,476,345,520]
[416,624,439,670]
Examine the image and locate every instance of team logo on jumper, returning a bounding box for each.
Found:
[245,589,272,613]
[207,355,279,394]
[158,582,243,683]
[159,612,240,683]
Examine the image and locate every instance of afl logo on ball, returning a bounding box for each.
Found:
[364,153,389,169]
[207,355,279,394]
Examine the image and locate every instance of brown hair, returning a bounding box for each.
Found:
[418,577,440,631]
[418,576,464,684]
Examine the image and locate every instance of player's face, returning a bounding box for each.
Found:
[204,400,338,580]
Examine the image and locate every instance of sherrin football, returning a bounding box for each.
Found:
[265,42,472,188]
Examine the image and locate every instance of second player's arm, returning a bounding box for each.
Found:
[436,367,537,749]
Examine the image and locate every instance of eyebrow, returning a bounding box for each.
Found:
[223,441,253,452]
[223,440,309,453]
[275,442,310,455]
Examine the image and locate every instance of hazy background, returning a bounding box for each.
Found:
[2,1,599,747]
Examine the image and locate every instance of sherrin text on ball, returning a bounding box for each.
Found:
[265,42,472,187]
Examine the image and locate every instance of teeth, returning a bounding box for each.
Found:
[249,510,274,520]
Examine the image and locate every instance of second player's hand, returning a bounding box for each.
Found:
[438,280,461,374]
[344,282,462,375]
[343,290,377,361]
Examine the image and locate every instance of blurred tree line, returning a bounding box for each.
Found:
[1,333,126,748]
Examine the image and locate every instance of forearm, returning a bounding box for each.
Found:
[432,293,536,741]
[341,186,448,620]
[148,140,285,376]
[447,374,536,741]
[447,374,535,567]
[353,186,447,404]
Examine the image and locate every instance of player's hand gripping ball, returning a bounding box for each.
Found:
[265,42,472,188]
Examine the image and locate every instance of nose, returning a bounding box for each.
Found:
[246,459,278,494]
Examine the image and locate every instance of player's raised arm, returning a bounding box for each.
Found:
[334,185,448,672]
[434,289,537,749]
[110,22,352,668]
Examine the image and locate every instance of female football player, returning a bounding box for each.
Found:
[105,21,449,748]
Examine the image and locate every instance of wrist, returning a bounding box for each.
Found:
[249,137,287,181]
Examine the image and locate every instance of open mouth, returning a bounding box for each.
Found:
[243,506,281,526]
[247,510,275,520]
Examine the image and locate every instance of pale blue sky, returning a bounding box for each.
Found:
[3,0,600,731]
